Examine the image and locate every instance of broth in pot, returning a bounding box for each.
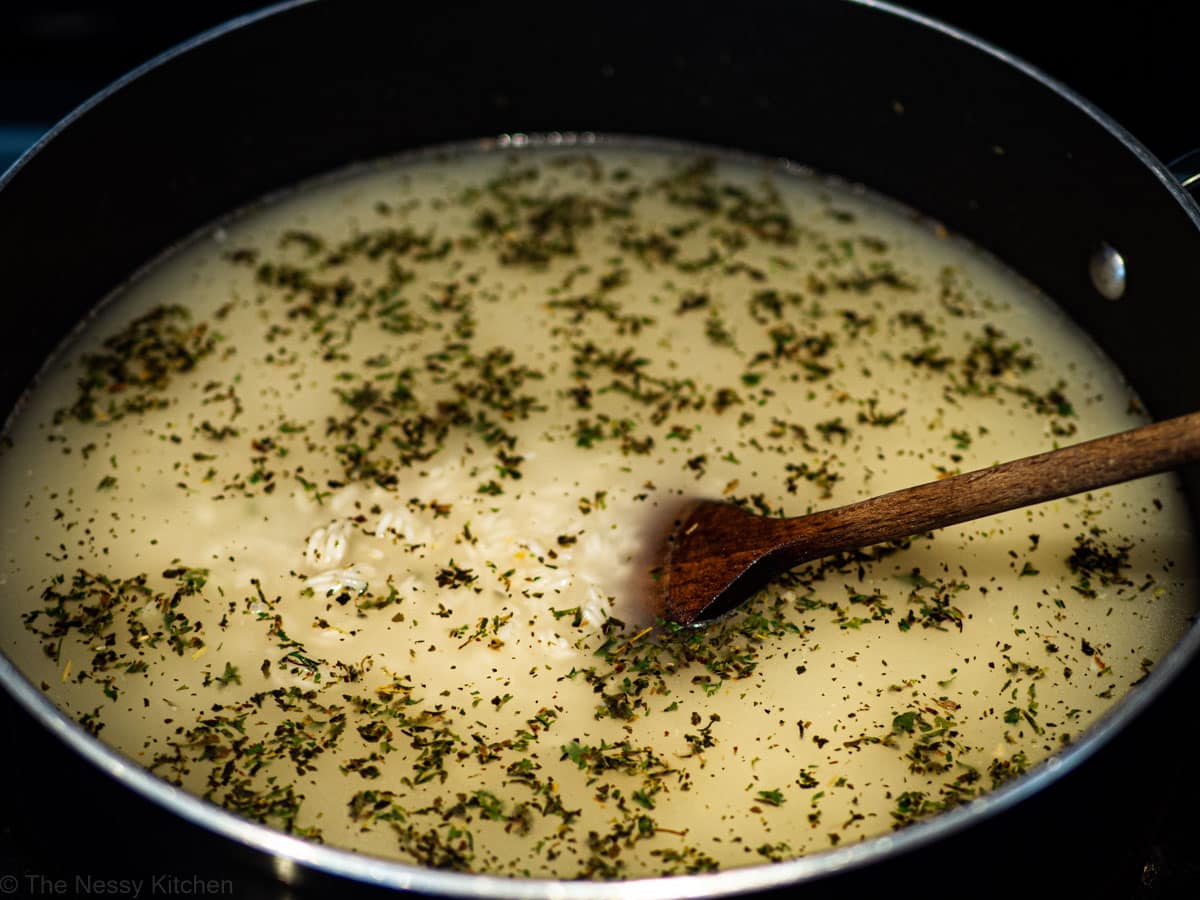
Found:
[1,140,1194,878]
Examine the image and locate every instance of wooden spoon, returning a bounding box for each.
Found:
[652,410,1200,625]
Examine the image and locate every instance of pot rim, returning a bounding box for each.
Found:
[3,1,1200,896]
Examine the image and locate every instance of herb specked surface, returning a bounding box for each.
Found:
[0,143,1194,878]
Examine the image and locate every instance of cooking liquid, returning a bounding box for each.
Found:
[1,142,1194,878]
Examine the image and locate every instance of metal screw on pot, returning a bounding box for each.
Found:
[1089,242,1127,300]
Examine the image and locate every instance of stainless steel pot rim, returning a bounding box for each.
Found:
[3,2,1200,896]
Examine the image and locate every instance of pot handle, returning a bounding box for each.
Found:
[1169,149,1200,193]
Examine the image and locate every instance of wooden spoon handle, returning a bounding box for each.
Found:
[772,410,1200,566]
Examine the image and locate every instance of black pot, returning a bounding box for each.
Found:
[2,3,1198,897]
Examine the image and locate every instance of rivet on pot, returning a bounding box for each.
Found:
[1089,242,1126,300]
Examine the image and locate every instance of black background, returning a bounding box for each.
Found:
[1,4,1195,169]
[1,3,1196,899]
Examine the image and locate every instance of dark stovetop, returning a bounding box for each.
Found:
[2,4,1198,899]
